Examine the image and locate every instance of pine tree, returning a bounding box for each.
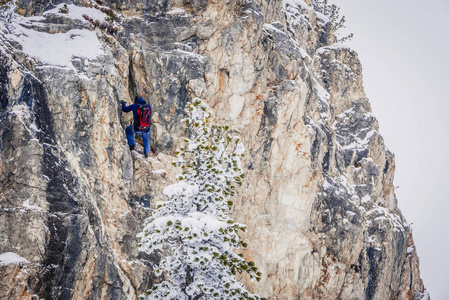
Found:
[312,0,353,42]
[137,99,263,300]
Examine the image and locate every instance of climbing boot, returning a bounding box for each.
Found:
[130,145,135,151]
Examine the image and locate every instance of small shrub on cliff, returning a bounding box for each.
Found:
[82,13,117,35]
[82,0,118,35]
[137,99,263,300]
[312,0,353,42]
[59,4,69,14]
[0,0,14,7]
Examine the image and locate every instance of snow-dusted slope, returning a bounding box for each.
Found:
[0,4,106,71]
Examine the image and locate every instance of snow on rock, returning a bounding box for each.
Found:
[10,28,103,70]
[263,23,285,35]
[366,207,405,233]
[316,44,352,55]
[283,0,310,11]
[0,4,104,71]
[0,0,426,299]
[282,0,312,28]
[44,4,109,22]
[0,252,29,265]
[166,8,188,16]
[22,199,42,211]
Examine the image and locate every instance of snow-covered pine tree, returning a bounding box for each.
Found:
[137,99,263,300]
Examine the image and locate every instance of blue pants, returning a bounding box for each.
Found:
[126,125,150,155]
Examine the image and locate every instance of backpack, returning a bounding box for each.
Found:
[135,103,152,132]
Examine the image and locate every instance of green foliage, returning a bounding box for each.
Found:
[0,0,14,7]
[312,0,353,42]
[138,98,263,299]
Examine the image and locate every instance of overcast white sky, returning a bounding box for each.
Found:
[332,0,449,299]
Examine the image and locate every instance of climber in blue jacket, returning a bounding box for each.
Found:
[121,96,153,157]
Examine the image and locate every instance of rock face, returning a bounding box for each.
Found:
[0,0,427,299]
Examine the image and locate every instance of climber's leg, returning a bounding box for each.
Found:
[126,125,136,150]
[142,130,151,157]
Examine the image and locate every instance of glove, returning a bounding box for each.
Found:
[120,100,126,105]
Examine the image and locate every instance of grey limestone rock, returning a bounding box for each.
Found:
[0,0,427,299]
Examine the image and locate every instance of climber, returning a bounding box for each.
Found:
[121,95,154,158]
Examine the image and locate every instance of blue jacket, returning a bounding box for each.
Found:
[122,97,151,132]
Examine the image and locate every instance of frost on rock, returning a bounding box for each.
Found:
[138,99,262,300]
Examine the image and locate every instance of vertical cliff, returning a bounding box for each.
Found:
[0,0,427,299]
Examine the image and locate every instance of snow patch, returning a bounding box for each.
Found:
[45,4,108,22]
[166,8,188,16]
[263,23,285,35]
[315,11,330,23]
[313,79,330,102]
[0,4,105,71]
[14,28,103,70]
[361,194,371,204]
[163,182,199,198]
[152,169,167,174]
[281,0,314,32]
[365,235,377,243]
[299,47,311,60]
[0,252,29,265]
[366,207,405,233]
[317,43,352,55]
[341,130,377,151]
[22,199,42,211]
[283,0,310,11]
